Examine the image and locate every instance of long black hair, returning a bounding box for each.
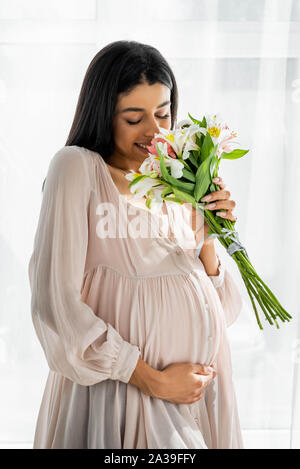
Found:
[42,40,178,192]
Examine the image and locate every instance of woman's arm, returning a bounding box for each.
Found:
[129,357,162,396]
[28,147,141,386]
[198,239,220,276]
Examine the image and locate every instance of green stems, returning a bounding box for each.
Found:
[195,205,292,329]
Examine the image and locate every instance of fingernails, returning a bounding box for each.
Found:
[204,366,214,373]
[213,177,220,182]
[201,195,212,202]
[216,211,226,217]
[205,203,216,209]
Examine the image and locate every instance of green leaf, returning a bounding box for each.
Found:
[209,152,220,179]
[157,144,172,181]
[157,145,195,194]
[173,187,195,203]
[187,112,202,126]
[145,197,152,209]
[172,187,197,206]
[209,182,216,192]
[200,116,207,128]
[179,158,194,172]
[162,196,185,204]
[195,133,203,149]
[166,174,195,193]
[194,147,218,202]
[182,168,196,182]
[128,174,147,188]
[161,187,173,197]
[220,149,249,160]
[187,151,199,169]
[194,162,212,202]
[187,113,207,129]
[200,132,214,162]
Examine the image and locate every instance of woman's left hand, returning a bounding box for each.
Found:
[185,176,237,246]
[200,176,237,240]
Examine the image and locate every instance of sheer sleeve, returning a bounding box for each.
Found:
[28,146,141,386]
[208,254,243,328]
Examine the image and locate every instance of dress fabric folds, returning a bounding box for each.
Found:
[28,145,244,449]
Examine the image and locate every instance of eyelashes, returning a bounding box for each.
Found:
[126,115,170,125]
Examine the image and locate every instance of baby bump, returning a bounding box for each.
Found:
[136,272,221,371]
[84,266,222,373]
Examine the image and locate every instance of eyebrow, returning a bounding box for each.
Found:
[120,100,171,113]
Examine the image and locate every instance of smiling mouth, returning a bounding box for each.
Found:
[135,143,150,150]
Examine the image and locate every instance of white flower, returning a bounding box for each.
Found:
[153,127,185,158]
[138,155,161,176]
[124,170,139,182]
[205,113,238,155]
[181,124,207,159]
[166,156,184,178]
[176,118,193,129]
[154,123,207,161]
[126,174,161,199]
[156,141,169,157]
[138,152,184,180]
[146,185,165,212]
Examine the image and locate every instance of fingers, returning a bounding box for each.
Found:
[201,189,232,203]
[217,209,237,222]
[194,363,216,374]
[200,376,214,394]
[196,364,215,374]
[200,177,237,221]
[186,178,238,222]
[212,177,226,190]
[203,198,236,211]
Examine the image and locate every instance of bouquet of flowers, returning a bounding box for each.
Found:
[125,113,292,330]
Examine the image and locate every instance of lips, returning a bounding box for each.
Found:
[135,142,151,149]
[135,143,151,153]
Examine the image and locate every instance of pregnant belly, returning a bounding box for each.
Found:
[142,271,222,371]
[85,265,223,373]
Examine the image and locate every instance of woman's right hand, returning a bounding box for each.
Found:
[154,362,217,404]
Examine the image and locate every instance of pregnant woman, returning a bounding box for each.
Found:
[28,40,243,449]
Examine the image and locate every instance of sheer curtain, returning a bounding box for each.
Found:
[0,0,299,448]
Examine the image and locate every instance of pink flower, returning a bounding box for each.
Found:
[148,137,177,159]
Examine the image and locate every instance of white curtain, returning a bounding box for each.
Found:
[0,0,299,448]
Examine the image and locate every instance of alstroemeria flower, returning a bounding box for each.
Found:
[176,118,193,129]
[165,156,185,178]
[181,124,207,159]
[205,113,239,156]
[145,185,165,212]
[122,112,287,331]
[125,171,161,199]
[148,137,177,158]
[156,127,189,158]
[138,152,184,180]
[156,125,207,160]
[138,155,161,177]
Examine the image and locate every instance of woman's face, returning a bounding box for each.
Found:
[111,81,172,168]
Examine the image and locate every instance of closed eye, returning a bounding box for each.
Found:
[126,114,170,125]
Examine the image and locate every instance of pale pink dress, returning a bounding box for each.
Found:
[28,145,244,449]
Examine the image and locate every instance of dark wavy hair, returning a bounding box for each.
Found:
[41,40,178,192]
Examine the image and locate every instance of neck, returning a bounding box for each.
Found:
[106,152,143,173]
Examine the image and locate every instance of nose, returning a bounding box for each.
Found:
[144,116,161,137]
